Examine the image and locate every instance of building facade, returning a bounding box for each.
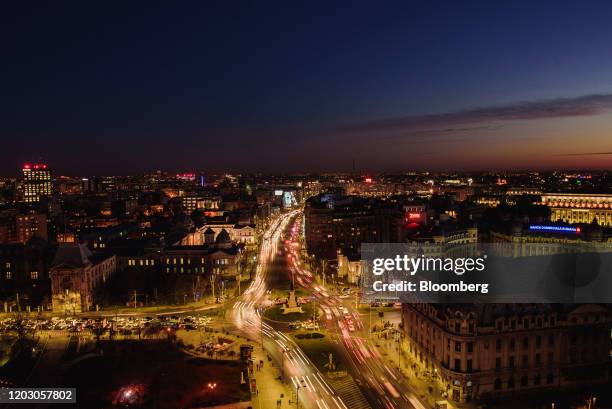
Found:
[22,164,52,204]
[0,237,52,310]
[0,212,48,244]
[50,243,116,313]
[490,223,611,257]
[162,232,241,277]
[304,195,381,259]
[182,224,256,245]
[402,303,610,402]
[542,193,612,227]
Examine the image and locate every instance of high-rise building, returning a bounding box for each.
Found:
[22,163,52,204]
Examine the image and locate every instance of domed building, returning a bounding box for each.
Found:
[161,227,241,278]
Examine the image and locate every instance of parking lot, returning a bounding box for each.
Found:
[0,314,214,335]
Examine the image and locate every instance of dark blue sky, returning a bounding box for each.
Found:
[2,1,612,175]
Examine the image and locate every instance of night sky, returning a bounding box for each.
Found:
[2,1,612,175]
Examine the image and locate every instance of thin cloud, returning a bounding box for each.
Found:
[383,124,505,140]
[338,93,612,136]
[555,152,612,156]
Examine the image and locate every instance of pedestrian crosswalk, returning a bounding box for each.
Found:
[328,376,371,409]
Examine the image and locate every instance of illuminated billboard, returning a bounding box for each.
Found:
[283,191,296,208]
[405,211,425,224]
[528,225,581,233]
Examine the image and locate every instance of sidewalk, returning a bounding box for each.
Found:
[249,343,293,409]
[373,331,479,409]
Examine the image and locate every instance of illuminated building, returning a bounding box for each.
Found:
[404,204,426,225]
[474,197,501,208]
[336,250,362,284]
[304,194,413,260]
[161,232,241,277]
[304,195,381,259]
[81,177,94,193]
[542,193,612,227]
[507,188,542,196]
[98,176,116,192]
[430,227,477,246]
[22,163,52,203]
[181,195,221,214]
[0,212,47,244]
[176,172,196,182]
[15,213,48,243]
[402,303,610,402]
[489,223,610,257]
[118,250,158,271]
[50,243,116,313]
[183,223,256,245]
[345,180,401,197]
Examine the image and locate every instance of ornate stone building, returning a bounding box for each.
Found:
[50,243,116,313]
[402,303,610,402]
[542,193,612,227]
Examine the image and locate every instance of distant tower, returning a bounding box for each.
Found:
[22,163,52,204]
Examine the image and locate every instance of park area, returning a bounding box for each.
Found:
[64,339,250,409]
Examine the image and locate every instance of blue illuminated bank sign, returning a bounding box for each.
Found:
[528,225,581,234]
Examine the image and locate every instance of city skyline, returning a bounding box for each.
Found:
[2,1,612,175]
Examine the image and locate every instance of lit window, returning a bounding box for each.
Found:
[31,271,38,280]
[5,272,11,279]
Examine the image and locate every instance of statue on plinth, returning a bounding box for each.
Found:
[282,282,303,314]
